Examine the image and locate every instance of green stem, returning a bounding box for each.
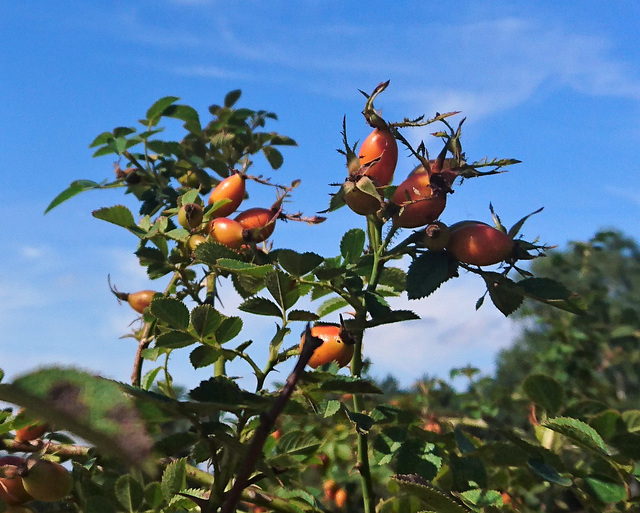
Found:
[350,318,375,513]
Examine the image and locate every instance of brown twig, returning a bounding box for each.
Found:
[217,324,322,513]
[131,320,156,387]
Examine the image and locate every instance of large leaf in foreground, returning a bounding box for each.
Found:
[0,367,154,469]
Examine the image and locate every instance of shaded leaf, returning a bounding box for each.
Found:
[407,251,453,300]
[584,474,628,503]
[340,229,366,264]
[216,259,273,277]
[277,249,324,276]
[265,270,299,311]
[190,305,223,342]
[115,475,144,512]
[366,309,420,327]
[527,459,572,486]
[482,272,523,316]
[216,316,243,344]
[392,475,470,513]
[278,431,321,456]
[0,368,154,469]
[239,297,282,317]
[45,180,101,214]
[316,296,349,318]
[543,417,610,455]
[262,146,284,169]
[161,458,187,500]
[224,89,242,108]
[522,374,564,415]
[194,242,241,266]
[288,310,320,322]
[189,346,223,369]
[150,298,190,330]
[147,96,180,122]
[155,330,197,349]
[300,373,383,395]
[364,291,392,319]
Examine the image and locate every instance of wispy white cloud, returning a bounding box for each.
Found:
[362,274,521,386]
[172,65,252,81]
[394,17,640,120]
[605,186,640,208]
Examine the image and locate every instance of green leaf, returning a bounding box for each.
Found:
[378,267,408,292]
[150,298,190,330]
[265,270,300,311]
[239,297,282,317]
[115,475,144,512]
[584,474,628,503]
[194,241,240,266]
[190,305,223,342]
[141,367,162,391]
[277,249,324,276]
[224,89,242,107]
[395,438,442,481]
[216,316,243,344]
[391,475,470,513]
[92,145,117,157]
[340,228,366,264]
[345,409,375,434]
[316,296,349,318]
[161,458,187,500]
[522,374,564,415]
[278,431,321,456]
[482,272,524,316]
[232,273,267,298]
[89,131,114,148]
[457,489,503,508]
[189,377,271,411]
[216,259,272,277]
[270,134,297,146]
[364,291,392,319]
[589,410,622,441]
[366,310,420,328]
[146,96,180,122]
[287,310,320,322]
[300,373,383,394]
[407,251,453,300]
[324,400,342,418]
[189,346,222,369]
[162,104,201,131]
[518,277,586,314]
[527,459,572,486]
[621,410,640,433]
[451,455,487,490]
[144,482,165,509]
[155,330,197,349]
[0,368,154,469]
[165,228,190,242]
[262,146,284,169]
[543,417,610,455]
[93,205,146,237]
[45,180,100,213]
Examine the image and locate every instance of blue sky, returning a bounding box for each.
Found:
[2,1,640,390]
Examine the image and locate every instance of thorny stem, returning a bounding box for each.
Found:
[350,312,375,513]
[217,324,322,513]
[347,215,391,513]
[131,319,157,387]
[131,272,180,387]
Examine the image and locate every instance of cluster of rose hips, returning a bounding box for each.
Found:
[323,479,348,510]
[179,172,279,251]
[1,416,73,509]
[337,81,522,268]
